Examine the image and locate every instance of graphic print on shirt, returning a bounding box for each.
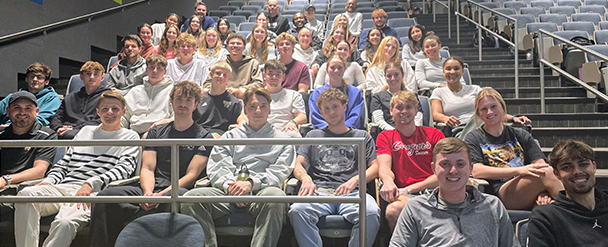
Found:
[316,144,355,173]
[481,140,524,174]
[392,141,432,157]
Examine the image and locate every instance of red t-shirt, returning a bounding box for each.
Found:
[376,127,445,188]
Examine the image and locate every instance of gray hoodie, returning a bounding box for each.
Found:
[121,75,174,134]
[108,56,147,95]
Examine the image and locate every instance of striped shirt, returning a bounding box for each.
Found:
[42,125,140,192]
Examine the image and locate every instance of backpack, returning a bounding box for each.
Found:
[472,28,497,48]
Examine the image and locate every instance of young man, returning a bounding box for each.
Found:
[304,4,325,41]
[528,140,608,247]
[263,59,306,138]
[108,35,147,95]
[166,33,209,87]
[181,87,295,247]
[90,81,213,247]
[151,13,179,45]
[203,33,263,99]
[286,13,322,51]
[358,9,401,50]
[121,54,174,135]
[15,91,140,247]
[0,92,57,197]
[0,62,60,126]
[181,2,215,33]
[333,0,363,37]
[288,88,380,247]
[193,61,242,138]
[50,61,111,139]
[377,91,444,231]
[275,33,311,92]
[389,138,516,247]
[266,0,290,35]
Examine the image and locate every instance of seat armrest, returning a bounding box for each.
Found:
[108,176,139,187]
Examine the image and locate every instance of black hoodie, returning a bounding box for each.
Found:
[50,86,111,131]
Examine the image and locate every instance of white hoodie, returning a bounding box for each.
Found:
[121,75,174,134]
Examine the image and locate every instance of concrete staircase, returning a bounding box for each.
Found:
[414,13,608,187]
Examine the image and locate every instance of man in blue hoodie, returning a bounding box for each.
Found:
[0,62,60,126]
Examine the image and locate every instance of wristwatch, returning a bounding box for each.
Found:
[2,175,11,185]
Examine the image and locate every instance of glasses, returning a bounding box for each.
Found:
[27,74,46,80]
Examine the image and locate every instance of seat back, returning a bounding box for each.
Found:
[219,5,240,13]
[549,6,577,16]
[530,0,555,10]
[386,11,409,19]
[239,22,256,32]
[363,19,375,29]
[508,14,537,28]
[600,21,608,30]
[241,5,261,12]
[580,5,606,15]
[387,18,416,27]
[527,22,560,34]
[395,27,411,38]
[586,0,608,7]
[463,67,472,86]
[228,1,247,8]
[419,96,433,127]
[520,7,547,17]
[504,1,529,11]
[571,13,602,25]
[562,21,596,37]
[586,44,608,61]
[233,10,255,19]
[66,74,109,96]
[557,0,582,7]
[115,213,205,247]
[539,14,569,26]
[208,10,231,18]
[515,218,530,247]
[224,16,246,27]
[552,30,589,45]
[248,0,267,8]
[107,56,118,73]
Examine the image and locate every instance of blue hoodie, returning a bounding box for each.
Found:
[0,86,61,126]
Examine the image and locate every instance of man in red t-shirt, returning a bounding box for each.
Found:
[377,91,445,231]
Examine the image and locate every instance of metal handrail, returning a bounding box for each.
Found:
[0,0,150,44]
[0,137,369,246]
[430,0,452,38]
[538,29,608,113]
[454,0,520,98]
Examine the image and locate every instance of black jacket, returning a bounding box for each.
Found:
[50,86,111,131]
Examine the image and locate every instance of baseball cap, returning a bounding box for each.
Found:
[305,4,316,10]
[9,91,37,106]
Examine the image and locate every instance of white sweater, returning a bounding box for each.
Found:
[365,59,417,93]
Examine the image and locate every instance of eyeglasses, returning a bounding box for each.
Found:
[27,74,46,80]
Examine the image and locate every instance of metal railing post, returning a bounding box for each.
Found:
[457,0,460,44]
[539,31,546,114]
[478,6,482,61]
[448,0,452,38]
[514,19,519,99]
[171,144,179,213]
[433,0,437,23]
[358,139,367,247]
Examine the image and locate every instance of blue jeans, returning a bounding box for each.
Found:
[288,191,380,247]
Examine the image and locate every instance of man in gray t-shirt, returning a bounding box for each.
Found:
[288,88,380,247]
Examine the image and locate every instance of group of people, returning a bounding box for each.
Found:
[1,0,607,246]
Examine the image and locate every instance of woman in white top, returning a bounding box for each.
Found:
[365,36,416,93]
[402,24,427,66]
[292,27,318,69]
[195,27,228,67]
[314,40,365,89]
[243,23,276,66]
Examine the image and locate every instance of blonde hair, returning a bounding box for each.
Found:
[323,25,351,58]
[367,36,400,75]
[209,60,232,74]
[80,61,104,73]
[248,23,274,63]
[390,90,418,109]
[473,87,507,125]
[198,27,223,56]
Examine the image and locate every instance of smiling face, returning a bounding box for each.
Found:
[166,16,179,26]
[178,42,195,58]
[373,15,386,28]
[139,26,152,43]
[190,17,201,32]
[410,27,423,42]
[556,158,597,196]
[327,58,346,82]
[211,67,231,88]
[165,27,179,43]
[332,28,346,43]
[293,13,306,28]
[277,39,294,57]
[385,67,403,89]
[256,14,269,26]
[476,96,505,127]
[7,98,38,130]
[335,42,351,60]
[298,29,312,47]
[228,37,245,55]
[205,29,218,47]
[390,100,417,126]
[433,151,472,197]
[195,4,207,17]
[443,59,464,85]
[305,7,316,20]
[424,38,440,58]
[319,99,347,127]
[369,29,382,46]
[338,15,349,28]
[26,72,49,94]
[345,0,357,13]
[97,98,126,127]
[218,21,229,34]
[253,26,267,44]
[383,39,398,59]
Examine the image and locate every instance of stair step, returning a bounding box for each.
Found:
[533,127,608,148]
[473,75,561,88]
[541,148,608,169]
[496,87,587,98]
[469,67,551,76]
[526,113,608,127]
[505,97,597,114]
[466,60,536,69]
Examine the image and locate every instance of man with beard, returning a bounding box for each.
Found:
[108,35,147,95]
[0,92,57,220]
[528,140,608,247]
[376,91,444,231]
[286,13,322,51]
[181,2,215,33]
[332,0,363,37]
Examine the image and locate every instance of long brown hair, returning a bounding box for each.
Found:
[323,25,350,58]
[159,24,180,58]
[248,23,274,63]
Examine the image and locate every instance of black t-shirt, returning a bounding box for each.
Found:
[193,91,242,136]
[297,128,377,190]
[144,122,212,189]
[465,125,546,194]
[0,122,57,175]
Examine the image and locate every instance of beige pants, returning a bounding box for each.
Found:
[14,183,94,247]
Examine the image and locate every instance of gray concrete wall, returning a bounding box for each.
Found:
[0,0,226,96]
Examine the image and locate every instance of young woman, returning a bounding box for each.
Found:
[138,23,155,59]
[186,15,204,45]
[314,40,365,90]
[248,13,277,43]
[153,24,180,59]
[402,24,427,66]
[361,28,384,67]
[365,36,416,93]
[309,55,365,129]
[243,23,276,65]
[217,18,233,46]
[292,27,318,69]
[415,32,464,90]
[195,27,228,66]
[370,61,423,130]
[311,26,365,76]
[332,14,358,47]
[465,88,562,210]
